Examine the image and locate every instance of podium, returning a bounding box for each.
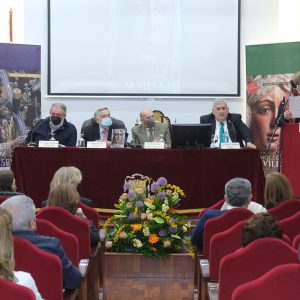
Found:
[281,123,300,195]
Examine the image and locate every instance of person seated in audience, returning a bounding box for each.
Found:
[40,166,93,207]
[25,103,77,146]
[131,108,171,147]
[191,178,263,250]
[0,207,44,300]
[0,170,23,198]
[81,107,127,147]
[241,213,283,246]
[200,98,256,148]
[264,172,294,209]
[0,195,81,290]
[46,183,100,247]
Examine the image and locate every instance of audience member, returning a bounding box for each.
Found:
[25,103,77,146]
[264,172,294,209]
[0,170,22,199]
[81,107,127,147]
[200,98,256,148]
[192,178,253,250]
[241,213,283,246]
[0,207,44,299]
[46,183,100,247]
[0,195,81,290]
[131,108,171,147]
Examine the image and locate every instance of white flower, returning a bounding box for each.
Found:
[133,238,143,248]
[126,202,133,208]
[182,226,187,232]
[143,227,150,236]
[105,240,113,249]
[172,191,179,201]
[140,213,147,220]
[146,213,153,220]
[162,203,169,213]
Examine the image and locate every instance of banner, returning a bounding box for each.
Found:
[246,42,300,175]
[0,43,41,167]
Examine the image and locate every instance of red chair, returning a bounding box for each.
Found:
[292,233,300,250]
[218,238,298,300]
[268,199,300,220]
[36,218,80,266]
[13,236,63,300]
[0,194,8,204]
[198,198,225,218]
[36,206,91,259]
[79,201,99,229]
[0,277,36,300]
[232,263,300,300]
[279,210,300,240]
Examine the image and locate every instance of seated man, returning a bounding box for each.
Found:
[200,98,256,148]
[25,103,77,146]
[191,178,263,250]
[1,195,81,290]
[131,108,171,147]
[81,107,127,147]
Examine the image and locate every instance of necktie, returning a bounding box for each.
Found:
[219,122,224,145]
[101,128,109,141]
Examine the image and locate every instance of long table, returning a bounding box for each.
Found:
[11,147,265,211]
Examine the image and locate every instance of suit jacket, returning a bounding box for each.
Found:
[13,230,81,290]
[82,117,127,143]
[200,113,252,147]
[131,122,171,146]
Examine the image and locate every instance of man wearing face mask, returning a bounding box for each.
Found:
[131,108,171,147]
[81,107,127,147]
[25,103,77,146]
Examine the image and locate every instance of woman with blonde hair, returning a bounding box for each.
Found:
[0,207,43,299]
[264,172,294,209]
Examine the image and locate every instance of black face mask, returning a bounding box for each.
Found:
[50,116,62,125]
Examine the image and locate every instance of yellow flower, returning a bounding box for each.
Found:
[148,234,159,244]
[131,224,143,232]
[103,217,111,228]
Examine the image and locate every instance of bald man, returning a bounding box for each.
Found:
[131,108,171,147]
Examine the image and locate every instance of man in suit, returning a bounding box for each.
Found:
[200,99,256,148]
[1,195,81,290]
[81,107,127,147]
[131,108,171,147]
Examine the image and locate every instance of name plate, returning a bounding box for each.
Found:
[220,142,240,149]
[87,141,107,148]
[39,140,59,148]
[144,142,165,149]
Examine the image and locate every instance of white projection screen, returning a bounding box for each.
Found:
[48,0,240,96]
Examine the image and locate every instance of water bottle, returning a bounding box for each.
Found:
[77,134,85,147]
[210,134,218,148]
[224,131,229,143]
[159,134,165,143]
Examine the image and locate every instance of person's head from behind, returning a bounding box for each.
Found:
[50,166,82,190]
[0,195,36,232]
[0,207,15,281]
[264,172,293,208]
[247,74,290,153]
[0,170,17,192]
[140,108,155,128]
[241,213,283,247]
[47,183,80,215]
[94,107,112,128]
[224,178,252,207]
[212,99,229,123]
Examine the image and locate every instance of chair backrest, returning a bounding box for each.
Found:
[279,210,300,240]
[36,218,79,266]
[79,201,99,230]
[198,198,225,218]
[268,199,300,220]
[203,208,253,258]
[209,220,246,281]
[0,277,36,300]
[0,194,8,204]
[13,236,63,300]
[153,110,171,127]
[232,263,300,300]
[36,206,91,259]
[218,238,298,300]
[292,233,300,250]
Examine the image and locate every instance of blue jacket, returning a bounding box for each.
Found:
[191,209,227,250]
[25,119,77,146]
[13,230,81,290]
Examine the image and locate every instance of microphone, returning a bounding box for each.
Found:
[228,120,236,142]
[275,98,286,125]
[27,117,50,146]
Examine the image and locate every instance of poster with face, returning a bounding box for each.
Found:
[111,129,125,148]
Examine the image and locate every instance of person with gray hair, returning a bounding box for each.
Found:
[81,107,127,147]
[191,177,265,250]
[0,195,81,290]
[200,98,256,148]
[25,102,77,146]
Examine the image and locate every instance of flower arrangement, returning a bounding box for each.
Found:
[104,176,193,258]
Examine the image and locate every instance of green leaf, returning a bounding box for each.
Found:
[114,215,127,218]
[153,217,164,224]
[171,234,181,239]
[144,201,155,210]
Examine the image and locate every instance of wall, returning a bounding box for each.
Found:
[22,0,300,141]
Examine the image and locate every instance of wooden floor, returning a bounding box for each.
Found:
[101,278,196,300]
